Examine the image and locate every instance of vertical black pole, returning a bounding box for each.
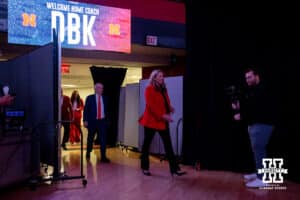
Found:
[52,28,59,178]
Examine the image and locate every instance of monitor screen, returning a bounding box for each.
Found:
[5,110,25,118]
[4,109,26,130]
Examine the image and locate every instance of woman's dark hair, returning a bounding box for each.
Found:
[148,69,167,92]
[244,65,261,76]
[71,90,83,107]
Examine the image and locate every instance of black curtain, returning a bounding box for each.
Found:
[89,66,127,146]
[183,4,300,182]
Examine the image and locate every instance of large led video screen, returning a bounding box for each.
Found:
[8,0,131,53]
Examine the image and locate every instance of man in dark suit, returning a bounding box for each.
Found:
[83,82,110,162]
[61,88,73,150]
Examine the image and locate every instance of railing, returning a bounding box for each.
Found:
[176,117,183,157]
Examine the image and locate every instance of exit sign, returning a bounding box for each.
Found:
[146,35,158,46]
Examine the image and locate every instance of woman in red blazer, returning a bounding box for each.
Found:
[139,69,186,176]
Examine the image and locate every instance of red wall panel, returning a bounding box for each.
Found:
[73,0,185,24]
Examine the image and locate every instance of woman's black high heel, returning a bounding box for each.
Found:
[171,170,187,176]
[142,170,151,176]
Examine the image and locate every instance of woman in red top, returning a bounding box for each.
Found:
[61,88,73,150]
[139,69,186,176]
[69,90,84,144]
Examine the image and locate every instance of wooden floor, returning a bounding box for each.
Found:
[1,147,300,200]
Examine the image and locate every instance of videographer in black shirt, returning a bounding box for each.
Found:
[232,67,278,188]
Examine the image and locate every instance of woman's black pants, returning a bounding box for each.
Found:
[140,126,179,173]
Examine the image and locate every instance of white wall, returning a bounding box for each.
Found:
[123,83,140,148]
[118,87,125,144]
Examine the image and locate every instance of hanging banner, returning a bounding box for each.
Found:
[8,0,131,53]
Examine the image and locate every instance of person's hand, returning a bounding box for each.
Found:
[0,95,15,106]
[83,121,88,128]
[231,101,240,110]
[162,114,173,122]
[233,113,241,121]
[170,106,175,114]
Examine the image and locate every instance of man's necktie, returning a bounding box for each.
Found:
[97,95,101,119]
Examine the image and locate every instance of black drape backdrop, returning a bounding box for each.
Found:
[89,66,127,146]
[183,4,300,182]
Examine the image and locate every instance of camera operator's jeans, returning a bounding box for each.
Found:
[248,123,274,180]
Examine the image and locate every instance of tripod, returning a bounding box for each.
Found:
[29,121,87,190]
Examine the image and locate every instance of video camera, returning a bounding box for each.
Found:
[224,85,242,105]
